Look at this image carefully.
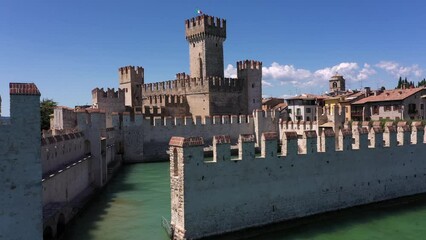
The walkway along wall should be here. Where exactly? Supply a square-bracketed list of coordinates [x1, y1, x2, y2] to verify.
[169, 124, 426, 240]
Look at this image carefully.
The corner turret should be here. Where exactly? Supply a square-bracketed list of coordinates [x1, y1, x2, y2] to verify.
[118, 66, 144, 108]
[237, 60, 262, 114]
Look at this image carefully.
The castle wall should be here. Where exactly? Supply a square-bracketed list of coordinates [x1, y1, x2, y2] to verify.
[186, 93, 209, 116]
[42, 156, 91, 206]
[41, 133, 86, 175]
[209, 92, 243, 115]
[115, 114, 256, 162]
[170, 127, 426, 239]
[0, 83, 42, 240]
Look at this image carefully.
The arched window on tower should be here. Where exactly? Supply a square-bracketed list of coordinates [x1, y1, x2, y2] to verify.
[332, 82, 338, 89]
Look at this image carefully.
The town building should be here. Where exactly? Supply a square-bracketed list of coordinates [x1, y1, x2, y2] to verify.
[351, 87, 426, 121]
[262, 97, 284, 111]
[286, 94, 326, 122]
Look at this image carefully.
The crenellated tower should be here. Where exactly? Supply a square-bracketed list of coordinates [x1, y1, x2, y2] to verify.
[237, 60, 263, 114]
[119, 66, 144, 108]
[185, 15, 226, 78]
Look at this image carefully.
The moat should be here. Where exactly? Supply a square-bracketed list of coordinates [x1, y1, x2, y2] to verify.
[64, 162, 426, 240]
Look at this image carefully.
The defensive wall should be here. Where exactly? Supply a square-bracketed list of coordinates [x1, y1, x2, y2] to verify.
[111, 109, 279, 162]
[0, 83, 43, 240]
[169, 123, 426, 240]
[0, 82, 123, 240]
[42, 108, 121, 239]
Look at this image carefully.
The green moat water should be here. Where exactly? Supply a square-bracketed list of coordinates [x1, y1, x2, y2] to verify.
[64, 162, 426, 240]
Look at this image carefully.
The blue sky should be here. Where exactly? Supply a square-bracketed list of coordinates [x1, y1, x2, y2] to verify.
[1, 0, 426, 116]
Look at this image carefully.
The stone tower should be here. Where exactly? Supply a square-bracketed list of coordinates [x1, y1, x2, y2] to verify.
[1, 83, 42, 240]
[329, 74, 346, 94]
[185, 15, 226, 78]
[237, 60, 263, 114]
[119, 66, 144, 108]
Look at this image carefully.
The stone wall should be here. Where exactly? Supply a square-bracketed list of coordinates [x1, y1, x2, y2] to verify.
[41, 132, 86, 175]
[170, 124, 426, 240]
[113, 110, 280, 162]
[0, 83, 42, 240]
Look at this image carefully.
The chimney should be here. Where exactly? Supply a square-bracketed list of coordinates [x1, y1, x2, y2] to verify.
[364, 87, 371, 97]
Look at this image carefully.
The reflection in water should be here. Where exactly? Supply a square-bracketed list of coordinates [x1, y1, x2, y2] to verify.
[65, 162, 426, 240]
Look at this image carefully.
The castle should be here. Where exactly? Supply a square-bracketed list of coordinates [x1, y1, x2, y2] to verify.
[117, 15, 262, 117]
[1, 13, 426, 240]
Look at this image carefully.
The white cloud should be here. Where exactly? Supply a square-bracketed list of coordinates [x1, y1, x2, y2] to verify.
[376, 61, 423, 78]
[262, 62, 311, 81]
[357, 63, 376, 80]
[224, 64, 237, 78]
[225, 60, 423, 94]
[262, 80, 273, 87]
[261, 62, 376, 88]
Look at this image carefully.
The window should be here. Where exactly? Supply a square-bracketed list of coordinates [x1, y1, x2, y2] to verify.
[393, 105, 400, 111]
[193, 43, 195, 48]
[384, 105, 391, 111]
[306, 116, 310, 121]
[421, 104, 424, 110]
[287, 109, 292, 114]
[252, 83, 255, 88]
[372, 105, 379, 115]
[332, 82, 338, 88]
[253, 99, 255, 103]
[306, 108, 311, 113]
[296, 108, 301, 115]
[408, 104, 417, 114]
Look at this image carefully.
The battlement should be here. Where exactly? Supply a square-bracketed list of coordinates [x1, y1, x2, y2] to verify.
[118, 65, 144, 84]
[170, 124, 426, 239]
[171, 124, 425, 163]
[142, 76, 242, 96]
[114, 112, 254, 127]
[237, 60, 262, 70]
[92, 87, 125, 100]
[185, 15, 226, 41]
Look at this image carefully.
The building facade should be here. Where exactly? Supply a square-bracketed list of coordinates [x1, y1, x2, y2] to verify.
[351, 87, 426, 121]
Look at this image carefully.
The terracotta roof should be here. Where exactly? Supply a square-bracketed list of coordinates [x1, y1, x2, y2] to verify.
[272, 102, 288, 110]
[286, 94, 328, 100]
[352, 88, 425, 104]
[10, 83, 40, 96]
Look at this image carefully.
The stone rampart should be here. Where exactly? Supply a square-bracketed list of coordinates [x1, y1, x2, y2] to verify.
[41, 132, 86, 176]
[142, 76, 242, 96]
[170, 124, 426, 239]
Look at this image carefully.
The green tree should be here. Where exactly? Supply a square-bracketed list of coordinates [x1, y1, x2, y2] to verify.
[40, 98, 57, 130]
[397, 76, 402, 89]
